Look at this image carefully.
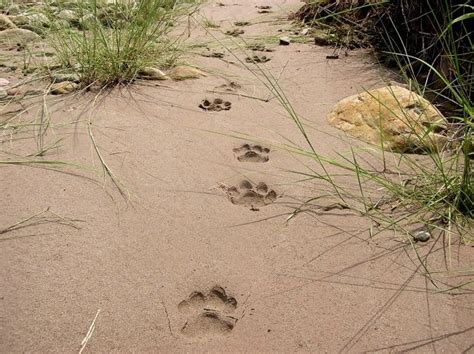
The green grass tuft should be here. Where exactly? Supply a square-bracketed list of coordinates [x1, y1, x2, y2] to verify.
[45, 0, 198, 87]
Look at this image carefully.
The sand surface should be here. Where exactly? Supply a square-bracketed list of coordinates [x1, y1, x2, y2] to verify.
[1, 0, 473, 352]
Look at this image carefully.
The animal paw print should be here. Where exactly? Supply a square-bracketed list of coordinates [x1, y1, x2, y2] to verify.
[199, 98, 231, 112]
[256, 5, 272, 13]
[215, 81, 241, 92]
[178, 286, 238, 339]
[226, 28, 245, 37]
[233, 143, 270, 162]
[245, 55, 271, 63]
[222, 180, 278, 210]
[234, 21, 250, 27]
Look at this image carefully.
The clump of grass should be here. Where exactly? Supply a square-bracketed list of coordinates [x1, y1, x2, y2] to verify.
[376, 1, 473, 221]
[45, 0, 198, 87]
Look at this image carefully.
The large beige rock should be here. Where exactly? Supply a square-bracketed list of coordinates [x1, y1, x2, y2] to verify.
[0, 28, 40, 48]
[0, 14, 17, 30]
[168, 65, 206, 81]
[328, 85, 447, 153]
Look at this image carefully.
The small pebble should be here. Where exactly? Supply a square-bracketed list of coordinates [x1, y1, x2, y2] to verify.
[0, 78, 10, 86]
[7, 88, 20, 96]
[279, 36, 290, 45]
[0, 88, 7, 99]
[412, 229, 431, 242]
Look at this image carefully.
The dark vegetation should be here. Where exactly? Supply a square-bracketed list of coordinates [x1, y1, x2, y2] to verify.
[295, 0, 472, 109]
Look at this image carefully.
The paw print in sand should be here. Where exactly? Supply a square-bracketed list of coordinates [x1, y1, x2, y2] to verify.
[233, 143, 270, 162]
[199, 98, 232, 112]
[226, 28, 245, 37]
[245, 55, 271, 63]
[178, 286, 238, 339]
[221, 180, 278, 210]
[256, 5, 272, 13]
[234, 21, 250, 27]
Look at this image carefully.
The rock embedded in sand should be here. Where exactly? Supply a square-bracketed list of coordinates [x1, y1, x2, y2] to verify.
[6, 88, 20, 96]
[0, 88, 7, 99]
[0, 14, 17, 30]
[279, 36, 291, 45]
[0, 78, 10, 87]
[168, 65, 206, 81]
[411, 229, 431, 242]
[50, 81, 79, 95]
[0, 28, 40, 48]
[327, 85, 447, 153]
[51, 73, 80, 83]
[137, 67, 168, 80]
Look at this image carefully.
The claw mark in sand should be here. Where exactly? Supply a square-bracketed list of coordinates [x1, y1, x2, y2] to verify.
[178, 286, 238, 339]
[220, 180, 278, 210]
[233, 143, 270, 162]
